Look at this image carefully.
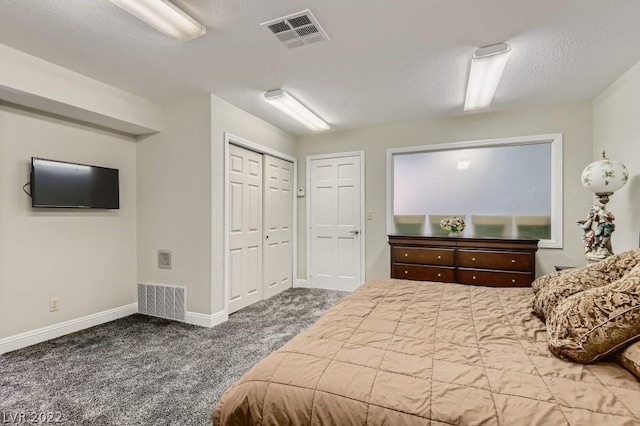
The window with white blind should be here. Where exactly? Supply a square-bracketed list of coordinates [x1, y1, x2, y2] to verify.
[386, 134, 563, 248]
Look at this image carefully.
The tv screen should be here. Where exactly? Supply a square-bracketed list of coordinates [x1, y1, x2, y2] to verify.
[31, 157, 119, 209]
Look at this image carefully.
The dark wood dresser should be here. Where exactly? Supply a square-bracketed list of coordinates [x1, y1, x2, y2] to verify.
[388, 235, 539, 287]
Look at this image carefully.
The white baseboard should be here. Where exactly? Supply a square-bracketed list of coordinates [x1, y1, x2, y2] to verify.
[185, 310, 227, 328]
[305, 283, 351, 291]
[295, 278, 309, 288]
[0, 303, 138, 355]
[302, 280, 359, 292]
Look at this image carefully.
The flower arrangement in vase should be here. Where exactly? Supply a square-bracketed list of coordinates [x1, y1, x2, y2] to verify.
[440, 216, 465, 236]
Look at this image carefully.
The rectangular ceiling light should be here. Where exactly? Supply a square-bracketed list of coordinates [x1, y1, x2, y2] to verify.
[464, 43, 511, 111]
[264, 89, 330, 131]
[457, 161, 470, 170]
[110, 0, 206, 41]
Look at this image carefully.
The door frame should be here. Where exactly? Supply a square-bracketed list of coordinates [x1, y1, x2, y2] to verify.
[223, 132, 298, 316]
[306, 151, 366, 289]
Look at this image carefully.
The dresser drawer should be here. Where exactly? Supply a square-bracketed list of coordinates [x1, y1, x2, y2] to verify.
[458, 269, 531, 287]
[458, 250, 532, 272]
[392, 247, 455, 266]
[393, 264, 455, 282]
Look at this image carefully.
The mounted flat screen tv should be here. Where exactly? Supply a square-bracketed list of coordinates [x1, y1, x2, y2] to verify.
[31, 157, 119, 209]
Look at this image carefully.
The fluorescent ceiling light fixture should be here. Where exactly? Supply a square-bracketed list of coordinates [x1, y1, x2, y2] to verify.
[264, 89, 330, 131]
[457, 161, 470, 170]
[110, 0, 206, 41]
[464, 43, 511, 111]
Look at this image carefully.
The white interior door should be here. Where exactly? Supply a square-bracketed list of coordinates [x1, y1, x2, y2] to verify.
[228, 144, 263, 314]
[263, 155, 294, 299]
[309, 154, 363, 291]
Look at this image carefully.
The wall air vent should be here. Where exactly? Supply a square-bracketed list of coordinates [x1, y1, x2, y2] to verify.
[138, 283, 186, 322]
[261, 9, 330, 49]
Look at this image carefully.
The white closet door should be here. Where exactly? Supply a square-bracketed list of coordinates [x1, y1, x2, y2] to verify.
[228, 144, 263, 314]
[263, 155, 293, 299]
[309, 155, 362, 291]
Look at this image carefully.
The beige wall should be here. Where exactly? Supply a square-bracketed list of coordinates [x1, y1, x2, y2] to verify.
[137, 94, 296, 315]
[297, 103, 594, 281]
[210, 94, 297, 312]
[137, 95, 213, 314]
[5, 43, 633, 343]
[1, 89, 295, 341]
[593, 60, 640, 252]
[0, 104, 137, 338]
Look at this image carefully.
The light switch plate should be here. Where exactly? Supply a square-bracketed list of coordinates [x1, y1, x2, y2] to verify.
[158, 249, 172, 269]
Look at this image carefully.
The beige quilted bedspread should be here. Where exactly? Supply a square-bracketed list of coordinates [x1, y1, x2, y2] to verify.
[213, 279, 640, 425]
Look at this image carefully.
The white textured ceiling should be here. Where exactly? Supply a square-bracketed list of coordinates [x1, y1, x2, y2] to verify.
[1, 1, 639, 135]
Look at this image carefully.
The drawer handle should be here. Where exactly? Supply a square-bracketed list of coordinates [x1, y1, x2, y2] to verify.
[472, 257, 476, 261]
[404, 270, 408, 274]
[437, 273, 442, 277]
[437, 255, 441, 259]
[472, 276, 476, 280]
[511, 259, 516, 263]
[511, 279, 516, 283]
[404, 253, 408, 257]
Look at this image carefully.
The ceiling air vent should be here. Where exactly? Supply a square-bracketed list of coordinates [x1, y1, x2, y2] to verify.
[261, 10, 330, 49]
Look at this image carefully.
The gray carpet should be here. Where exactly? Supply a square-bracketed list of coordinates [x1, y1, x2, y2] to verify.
[0, 288, 348, 425]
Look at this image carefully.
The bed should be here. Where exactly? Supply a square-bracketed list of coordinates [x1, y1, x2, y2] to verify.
[213, 279, 640, 425]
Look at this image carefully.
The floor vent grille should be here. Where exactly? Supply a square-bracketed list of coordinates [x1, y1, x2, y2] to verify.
[261, 9, 329, 49]
[137, 283, 186, 322]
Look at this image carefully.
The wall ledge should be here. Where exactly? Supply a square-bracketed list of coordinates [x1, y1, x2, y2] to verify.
[0, 43, 162, 136]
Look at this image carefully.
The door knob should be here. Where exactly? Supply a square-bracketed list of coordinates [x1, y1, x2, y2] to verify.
[349, 229, 360, 235]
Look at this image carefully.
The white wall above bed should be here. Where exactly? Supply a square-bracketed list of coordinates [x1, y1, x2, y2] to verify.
[297, 102, 594, 281]
[593, 59, 640, 252]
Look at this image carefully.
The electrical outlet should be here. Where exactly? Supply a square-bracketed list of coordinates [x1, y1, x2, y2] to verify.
[367, 211, 373, 220]
[50, 298, 60, 312]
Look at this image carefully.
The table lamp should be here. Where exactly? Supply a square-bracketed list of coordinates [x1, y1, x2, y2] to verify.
[578, 151, 629, 262]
